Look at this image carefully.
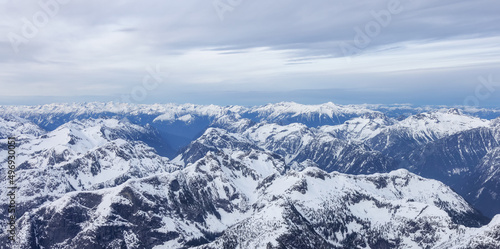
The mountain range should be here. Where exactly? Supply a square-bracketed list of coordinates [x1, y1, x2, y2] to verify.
[1, 102, 499, 248]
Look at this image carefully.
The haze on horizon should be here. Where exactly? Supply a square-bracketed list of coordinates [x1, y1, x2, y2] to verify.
[0, 0, 499, 107]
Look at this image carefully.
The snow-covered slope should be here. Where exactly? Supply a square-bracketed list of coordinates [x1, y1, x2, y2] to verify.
[241, 102, 379, 127]
[10, 149, 286, 249]
[0, 116, 45, 139]
[182, 122, 397, 174]
[368, 109, 490, 153]
[7, 158, 494, 249]
[467, 146, 500, 217]
[319, 112, 395, 142]
[170, 107, 500, 216]
[393, 109, 489, 141]
[200, 168, 489, 249]
[435, 214, 500, 249]
[0, 118, 179, 222]
[0, 102, 227, 119]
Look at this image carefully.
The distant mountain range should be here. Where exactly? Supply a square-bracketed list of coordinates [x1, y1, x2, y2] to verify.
[1, 102, 499, 248]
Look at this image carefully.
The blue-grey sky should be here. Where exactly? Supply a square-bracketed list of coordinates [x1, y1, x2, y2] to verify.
[1, 0, 499, 106]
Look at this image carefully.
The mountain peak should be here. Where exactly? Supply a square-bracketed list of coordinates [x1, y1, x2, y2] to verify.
[447, 108, 463, 115]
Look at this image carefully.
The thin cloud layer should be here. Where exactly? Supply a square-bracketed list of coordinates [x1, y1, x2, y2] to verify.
[0, 0, 499, 106]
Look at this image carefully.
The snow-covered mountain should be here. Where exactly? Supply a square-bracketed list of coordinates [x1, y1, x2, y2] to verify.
[172, 109, 498, 217]
[0, 116, 45, 139]
[239, 102, 380, 127]
[0, 118, 179, 226]
[367, 109, 490, 157]
[319, 112, 395, 142]
[1, 102, 500, 248]
[176, 123, 396, 175]
[5, 154, 496, 248]
[199, 168, 493, 249]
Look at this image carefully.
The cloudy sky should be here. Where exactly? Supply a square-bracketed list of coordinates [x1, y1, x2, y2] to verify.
[1, 0, 499, 106]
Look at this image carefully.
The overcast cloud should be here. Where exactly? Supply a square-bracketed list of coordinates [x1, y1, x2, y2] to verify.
[0, 0, 499, 106]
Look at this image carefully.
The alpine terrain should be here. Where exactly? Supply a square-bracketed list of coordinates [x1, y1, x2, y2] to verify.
[1, 102, 499, 248]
